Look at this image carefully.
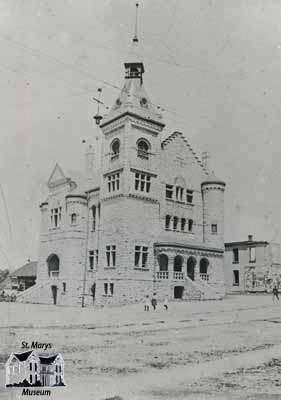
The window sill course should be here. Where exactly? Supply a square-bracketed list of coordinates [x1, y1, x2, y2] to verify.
[165, 198, 194, 206]
[165, 228, 194, 234]
[134, 267, 149, 271]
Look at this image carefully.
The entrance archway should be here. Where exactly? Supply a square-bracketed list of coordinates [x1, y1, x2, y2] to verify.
[187, 257, 196, 281]
[174, 286, 184, 299]
[51, 285, 57, 305]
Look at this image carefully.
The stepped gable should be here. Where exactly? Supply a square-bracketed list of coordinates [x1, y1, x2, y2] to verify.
[161, 131, 209, 175]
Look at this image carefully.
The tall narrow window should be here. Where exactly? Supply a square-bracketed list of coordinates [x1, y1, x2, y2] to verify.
[70, 213, 77, 224]
[186, 190, 193, 204]
[173, 216, 178, 231]
[54, 208, 58, 227]
[188, 219, 193, 232]
[181, 218, 186, 231]
[104, 283, 108, 295]
[233, 248, 239, 263]
[135, 246, 141, 267]
[176, 186, 184, 201]
[211, 224, 217, 233]
[165, 215, 171, 230]
[107, 173, 120, 193]
[137, 139, 150, 159]
[51, 208, 60, 228]
[135, 246, 149, 268]
[62, 282, 66, 292]
[92, 205, 96, 231]
[166, 184, 173, 199]
[249, 247, 256, 263]
[112, 245, 116, 266]
[89, 251, 94, 270]
[111, 138, 120, 159]
[233, 270, 239, 286]
[142, 247, 148, 268]
[106, 246, 116, 267]
[110, 283, 114, 295]
[106, 246, 110, 267]
[95, 250, 99, 268]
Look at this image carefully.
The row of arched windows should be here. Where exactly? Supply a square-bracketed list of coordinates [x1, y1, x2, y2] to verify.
[158, 254, 209, 281]
[111, 138, 151, 159]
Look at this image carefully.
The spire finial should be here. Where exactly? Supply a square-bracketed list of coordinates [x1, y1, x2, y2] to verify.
[133, 2, 139, 43]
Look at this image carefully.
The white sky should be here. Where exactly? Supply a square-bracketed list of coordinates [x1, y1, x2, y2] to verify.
[0, 0, 281, 269]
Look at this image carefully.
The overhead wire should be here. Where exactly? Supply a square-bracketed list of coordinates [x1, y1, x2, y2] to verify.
[0, 32, 212, 128]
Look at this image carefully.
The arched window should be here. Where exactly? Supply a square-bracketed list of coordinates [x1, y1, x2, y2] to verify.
[174, 255, 183, 272]
[137, 138, 150, 159]
[187, 257, 196, 281]
[70, 213, 77, 224]
[158, 254, 168, 271]
[200, 258, 209, 274]
[47, 254, 60, 277]
[111, 139, 120, 158]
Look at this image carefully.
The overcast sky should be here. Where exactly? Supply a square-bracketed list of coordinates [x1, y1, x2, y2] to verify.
[0, 0, 281, 269]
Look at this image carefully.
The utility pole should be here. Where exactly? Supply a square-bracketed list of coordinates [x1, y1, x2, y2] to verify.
[81, 192, 90, 308]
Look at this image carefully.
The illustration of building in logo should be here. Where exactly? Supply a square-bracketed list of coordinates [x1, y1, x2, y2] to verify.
[5, 351, 65, 387]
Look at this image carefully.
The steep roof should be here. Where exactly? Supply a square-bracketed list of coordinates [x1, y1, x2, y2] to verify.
[161, 131, 209, 175]
[101, 40, 164, 128]
[14, 351, 33, 361]
[201, 171, 225, 186]
[11, 261, 37, 278]
[39, 354, 59, 364]
[102, 79, 164, 127]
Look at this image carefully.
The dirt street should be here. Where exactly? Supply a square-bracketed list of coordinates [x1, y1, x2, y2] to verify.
[1, 294, 281, 399]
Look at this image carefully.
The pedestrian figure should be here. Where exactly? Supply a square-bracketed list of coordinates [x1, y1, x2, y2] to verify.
[151, 292, 157, 311]
[144, 295, 150, 311]
[164, 297, 168, 311]
[273, 285, 279, 303]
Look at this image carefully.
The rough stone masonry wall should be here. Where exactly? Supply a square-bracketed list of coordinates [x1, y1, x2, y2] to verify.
[95, 195, 159, 306]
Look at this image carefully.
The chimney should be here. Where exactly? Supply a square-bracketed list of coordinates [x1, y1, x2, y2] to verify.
[248, 234, 253, 242]
[85, 144, 94, 177]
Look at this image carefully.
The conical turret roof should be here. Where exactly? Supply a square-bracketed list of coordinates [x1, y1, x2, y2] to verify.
[201, 171, 225, 186]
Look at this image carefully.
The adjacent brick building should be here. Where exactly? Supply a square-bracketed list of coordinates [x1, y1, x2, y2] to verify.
[18, 39, 226, 306]
[224, 235, 281, 293]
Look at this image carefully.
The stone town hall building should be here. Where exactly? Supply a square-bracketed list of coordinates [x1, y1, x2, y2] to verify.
[19, 37, 226, 307]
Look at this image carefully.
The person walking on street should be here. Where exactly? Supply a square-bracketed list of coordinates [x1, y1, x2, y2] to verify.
[164, 297, 168, 311]
[144, 295, 150, 311]
[273, 285, 279, 303]
[151, 292, 157, 311]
